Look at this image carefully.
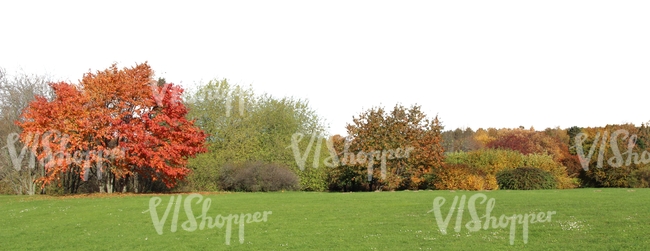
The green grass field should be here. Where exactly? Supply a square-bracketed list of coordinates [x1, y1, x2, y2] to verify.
[1, 189, 649, 250]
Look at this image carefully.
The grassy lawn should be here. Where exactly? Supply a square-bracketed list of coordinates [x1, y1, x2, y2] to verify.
[1, 188, 649, 250]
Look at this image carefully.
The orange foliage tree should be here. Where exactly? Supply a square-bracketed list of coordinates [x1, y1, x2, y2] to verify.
[17, 63, 207, 193]
[331, 104, 444, 191]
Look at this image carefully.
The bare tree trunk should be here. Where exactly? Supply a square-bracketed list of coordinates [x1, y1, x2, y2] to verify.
[26, 171, 35, 195]
[106, 172, 113, 194]
[98, 172, 104, 193]
[133, 172, 139, 193]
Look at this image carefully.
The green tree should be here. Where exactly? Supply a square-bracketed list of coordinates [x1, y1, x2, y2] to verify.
[184, 79, 328, 191]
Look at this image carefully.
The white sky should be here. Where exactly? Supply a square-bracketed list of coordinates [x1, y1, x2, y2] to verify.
[1, 1, 649, 136]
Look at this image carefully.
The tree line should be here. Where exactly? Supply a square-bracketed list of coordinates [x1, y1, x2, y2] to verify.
[1, 63, 648, 194]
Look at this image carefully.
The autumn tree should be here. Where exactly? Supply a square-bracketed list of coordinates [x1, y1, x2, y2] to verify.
[486, 127, 582, 179]
[486, 129, 541, 155]
[17, 63, 207, 194]
[473, 128, 496, 148]
[333, 104, 444, 191]
[571, 124, 649, 187]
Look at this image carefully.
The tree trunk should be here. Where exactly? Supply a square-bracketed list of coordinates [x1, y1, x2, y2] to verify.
[133, 172, 139, 193]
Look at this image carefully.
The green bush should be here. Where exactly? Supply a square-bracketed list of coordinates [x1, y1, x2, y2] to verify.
[326, 165, 366, 192]
[218, 161, 300, 192]
[496, 167, 557, 190]
[181, 155, 221, 192]
[628, 166, 650, 188]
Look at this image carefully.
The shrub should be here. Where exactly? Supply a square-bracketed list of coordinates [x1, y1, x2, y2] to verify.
[445, 149, 577, 189]
[218, 161, 300, 192]
[294, 165, 328, 192]
[0, 182, 13, 195]
[445, 149, 524, 175]
[182, 155, 221, 192]
[522, 153, 578, 189]
[496, 167, 557, 190]
[433, 164, 498, 190]
[326, 165, 366, 192]
[628, 166, 650, 188]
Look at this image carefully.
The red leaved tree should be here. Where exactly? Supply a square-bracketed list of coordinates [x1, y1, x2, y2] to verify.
[17, 63, 207, 193]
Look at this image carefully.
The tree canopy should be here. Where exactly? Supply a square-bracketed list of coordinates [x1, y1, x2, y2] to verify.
[17, 63, 207, 193]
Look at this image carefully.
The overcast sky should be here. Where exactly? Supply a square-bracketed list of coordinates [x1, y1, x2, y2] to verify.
[1, 1, 649, 136]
